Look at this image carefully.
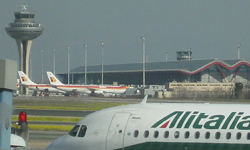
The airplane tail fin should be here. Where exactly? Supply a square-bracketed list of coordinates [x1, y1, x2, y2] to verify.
[18, 71, 37, 85]
[46, 71, 64, 85]
[140, 94, 148, 104]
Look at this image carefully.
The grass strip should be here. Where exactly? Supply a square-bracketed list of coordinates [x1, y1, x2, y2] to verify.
[14, 106, 101, 111]
[12, 116, 82, 122]
[14, 102, 129, 111]
[28, 124, 72, 131]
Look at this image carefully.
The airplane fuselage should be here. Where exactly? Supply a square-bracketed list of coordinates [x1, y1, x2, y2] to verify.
[88, 85, 129, 94]
[21, 84, 65, 93]
[53, 85, 91, 94]
[47, 102, 250, 150]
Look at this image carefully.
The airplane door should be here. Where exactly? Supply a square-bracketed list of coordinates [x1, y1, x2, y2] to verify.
[106, 113, 131, 150]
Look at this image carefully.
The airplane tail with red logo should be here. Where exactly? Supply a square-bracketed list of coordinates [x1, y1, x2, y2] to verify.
[18, 71, 37, 86]
[46, 71, 64, 85]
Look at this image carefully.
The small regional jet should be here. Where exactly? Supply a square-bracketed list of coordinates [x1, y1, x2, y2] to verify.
[47, 95, 250, 150]
[18, 71, 65, 95]
[46, 71, 91, 95]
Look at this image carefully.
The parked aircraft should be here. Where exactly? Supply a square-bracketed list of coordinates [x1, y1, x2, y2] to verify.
[47, 71, 129, 96]
[47, 95, 250, 150]
[46, 71, 91, 95]
[18, 71, 65, 95]
[87, 85, 129, 95]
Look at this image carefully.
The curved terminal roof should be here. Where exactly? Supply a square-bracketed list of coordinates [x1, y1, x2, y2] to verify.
[70, 59, 250, 75]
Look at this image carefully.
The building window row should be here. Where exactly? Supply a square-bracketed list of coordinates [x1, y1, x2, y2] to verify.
[15, 14, 35, 19]
[11, 24, 38, 28]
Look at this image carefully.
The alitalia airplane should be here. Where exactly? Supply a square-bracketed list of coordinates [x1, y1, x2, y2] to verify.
[47, 95, 250, 150]
[46, 71, 91, 95]
[18, 71, 65, 94]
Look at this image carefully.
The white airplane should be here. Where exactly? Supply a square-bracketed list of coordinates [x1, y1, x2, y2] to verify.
[87, 85, 130, 95]
[47, 95, 250, 150]
[46, 71, 91, 95]
[18, 71, 65, 94]
[11, 134, 26, 149]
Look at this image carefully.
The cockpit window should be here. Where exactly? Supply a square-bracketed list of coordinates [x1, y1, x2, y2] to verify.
[68, 125, 80, 137]
[78, 125, 87, 137]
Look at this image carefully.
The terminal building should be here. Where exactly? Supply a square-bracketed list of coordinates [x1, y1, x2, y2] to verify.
[56, 51, 250, 98]
[57, 51, 250, 87]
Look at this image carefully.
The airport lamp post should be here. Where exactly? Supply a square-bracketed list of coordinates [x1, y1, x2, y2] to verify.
[101, 42, 104, 85]
[238, 44, 241, 59]
[53, 48, 56, 75]
[67, 46, 70, 85]
[41, 50, 43, 84]
[166, 50, 168, 61]
[83, 44, 87, 85]
[189, 48, 191, 60]
[142, 37, 146, 87]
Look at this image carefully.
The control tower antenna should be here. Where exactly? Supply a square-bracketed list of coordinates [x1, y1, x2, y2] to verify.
[21, 5, 28, 12]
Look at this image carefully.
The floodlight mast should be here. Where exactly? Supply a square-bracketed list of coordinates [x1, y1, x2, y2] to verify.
[83, 44, 87, 85]
[53, 48, 56, 75]
[238, 44, 241, 59]
[67, 46, 70, 84]
[41, 50, 43, 83]
[142, 37, 146, 87]
[101, 42, 104, 85]
[166, 50, 168, 61]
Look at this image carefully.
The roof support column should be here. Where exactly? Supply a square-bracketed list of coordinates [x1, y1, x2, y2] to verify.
[230, 66, 242, 82]
[216, 65, 228, 82]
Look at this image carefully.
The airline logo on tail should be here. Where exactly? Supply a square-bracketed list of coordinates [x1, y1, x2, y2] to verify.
[50, 77, 57, 82]
[21, 76, 27, 82]
[151, 111, 250, 130]
[46, 71, 63, 85]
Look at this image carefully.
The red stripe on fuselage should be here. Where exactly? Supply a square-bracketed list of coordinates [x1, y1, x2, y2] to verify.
[160, 120, 170, 128]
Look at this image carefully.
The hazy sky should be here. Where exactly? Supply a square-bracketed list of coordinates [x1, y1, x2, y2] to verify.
[1, 1, 250, 83]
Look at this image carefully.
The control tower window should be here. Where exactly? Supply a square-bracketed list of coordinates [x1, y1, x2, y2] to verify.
[68, 125, 80, 137]
[29, 14, 35, 18]
[15, 14, 21, 19]
[21, 14, 29, 18]
[78, 125, 87, 137]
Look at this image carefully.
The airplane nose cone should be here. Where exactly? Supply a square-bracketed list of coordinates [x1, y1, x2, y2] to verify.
[47, 135, 75, 150]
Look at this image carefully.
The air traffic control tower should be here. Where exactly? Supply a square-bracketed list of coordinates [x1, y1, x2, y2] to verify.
[5, 5, 44, 77]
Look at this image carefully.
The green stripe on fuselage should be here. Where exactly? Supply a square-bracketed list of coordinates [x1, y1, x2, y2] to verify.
[115, 142, 250, 150]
